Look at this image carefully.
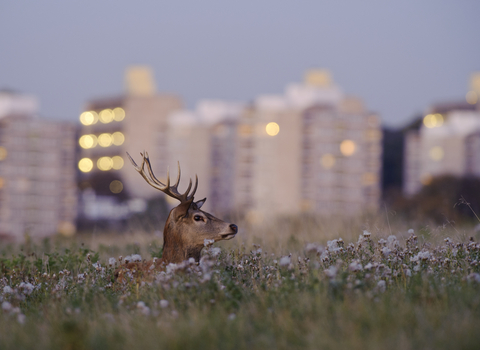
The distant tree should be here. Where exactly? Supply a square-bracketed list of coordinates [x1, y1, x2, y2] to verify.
[393, 175, 480, 224]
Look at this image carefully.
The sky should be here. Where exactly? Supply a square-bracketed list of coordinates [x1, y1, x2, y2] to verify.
[0, 0, 479, 127]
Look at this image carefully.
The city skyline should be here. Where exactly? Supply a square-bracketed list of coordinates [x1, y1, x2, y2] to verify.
[1, 1, 479, 127]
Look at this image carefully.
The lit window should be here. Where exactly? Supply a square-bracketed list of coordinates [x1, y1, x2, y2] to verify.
[0, 147, 7, 161]
[113, 107, 125, 121]
[79, 111, 98, 125]
[112, 156, 124, 170]
[110, 180, 123, 194]
[340, 140, 356, 156]
[78, 158, 93, 172]
[266, 122, 280, 136]
[320, 154, 335, 169]
[429, 146, 444, 161]
[112, 132, 125, 146]
[365, 129, 382, 141]
[97, 157, 113, 171]
[423, 114, 444, 128]
[99, 109, 114, 123]
[466, 91, 478, 105]
[98, 133, 112, 147]
[79, 134, 97, 149]
[362, 173, 377, 186]
[238, 125, 252, 136]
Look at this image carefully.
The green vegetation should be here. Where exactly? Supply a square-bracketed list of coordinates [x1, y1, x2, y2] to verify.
[1, 223, 480, 350]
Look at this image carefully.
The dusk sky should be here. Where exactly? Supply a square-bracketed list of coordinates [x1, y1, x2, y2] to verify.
[1, 1, 479, 127]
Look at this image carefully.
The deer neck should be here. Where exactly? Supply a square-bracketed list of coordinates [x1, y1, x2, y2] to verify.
[160, 217, 203, 264]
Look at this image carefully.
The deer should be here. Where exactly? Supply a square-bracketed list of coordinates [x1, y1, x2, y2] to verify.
[115, 151, 238, 282]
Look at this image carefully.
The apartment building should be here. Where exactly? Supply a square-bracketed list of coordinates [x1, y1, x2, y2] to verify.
[0, 91, 77, 240]
[234, 70, 382, 220]
[403, 73, 480, 195]
[167, 100, 244, 214]
[77, 67, 182, 219]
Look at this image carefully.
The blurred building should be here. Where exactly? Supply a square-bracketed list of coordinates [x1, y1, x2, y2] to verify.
[403, 73, 480, 195]
[234, 70, 382, 220]
[77, 67, 182, 221]
[0, 91, 77, 240]
[167, 100, 244, 215]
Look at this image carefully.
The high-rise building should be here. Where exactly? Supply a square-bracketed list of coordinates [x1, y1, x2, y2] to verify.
[77, 67, 182, 220]
[167, 100, 244, 215]
[0, 91, 77, 240]
[403, 73, 480, 195]
[234, 70, 382, 220]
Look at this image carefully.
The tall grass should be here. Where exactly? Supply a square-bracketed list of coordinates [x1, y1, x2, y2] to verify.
[1, 217, 479, 350]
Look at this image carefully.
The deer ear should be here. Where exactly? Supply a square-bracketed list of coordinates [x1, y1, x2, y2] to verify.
[173, 200, 194, 220]
[194, 198, 206, 209]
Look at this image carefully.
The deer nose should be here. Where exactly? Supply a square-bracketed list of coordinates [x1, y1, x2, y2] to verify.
[229, 224, 238, 233]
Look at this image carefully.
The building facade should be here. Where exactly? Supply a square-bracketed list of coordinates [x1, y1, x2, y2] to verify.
[233, 70, 382, 220]
[0, 91, 77, 240]
[403, 73, 480, 195]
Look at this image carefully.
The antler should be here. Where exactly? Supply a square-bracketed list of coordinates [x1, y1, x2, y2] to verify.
[126, 151, 198, 204]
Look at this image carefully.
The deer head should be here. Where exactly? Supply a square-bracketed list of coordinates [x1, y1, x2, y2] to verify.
[126, 152, 238, 264]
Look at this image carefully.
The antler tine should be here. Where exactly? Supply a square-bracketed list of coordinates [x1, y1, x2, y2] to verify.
[173, 161, 181, 188]
[187, 174, 198, 200]
[184, 178, 193, 198]
[143, 152, 167, 188]
[166, 166, 171, 189]
[128, 152, 198, 204]
[126, 152, 165, 191]
[126, 152, 140, 170]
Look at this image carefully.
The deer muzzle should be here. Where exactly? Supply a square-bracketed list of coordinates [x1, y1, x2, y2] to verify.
[221, 224, 238, 240]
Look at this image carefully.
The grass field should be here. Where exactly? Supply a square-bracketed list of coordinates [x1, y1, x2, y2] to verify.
[1, 217, 480, 350]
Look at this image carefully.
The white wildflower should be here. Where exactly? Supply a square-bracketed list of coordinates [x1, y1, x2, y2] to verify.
[325, 265, 338, 278]
[306, 243, 324, 254]
[349, 260, 363, 272]
[408, 229, 414, 234]
[209, 247, 221, 257]
[378, 238, 387, 245]
[3, 286, 13, 294]
[159, 300, 169, 308]
[108, 257, 116, 267]
[204, 239, 215, 247]
[131, 254, 142, 262]
[387, 235, 399, 249]
[279, 256, 291, 267]
[381, 247, 392, 257]
[377, 280, 386, 293]
[411, 250, 431, 262]
[467, 273, 480, 283]
[17, 314, 26, 324]
[405, 269, 412, 277]
[166, 263, 178, 274]
[327, 240, 341, 252]
[18, 282, 34, 295]
[2, 301, 12, 311]
[228, 313, 236, 320]
[364, 262, 374, 270]
[363, 230, 371, 238]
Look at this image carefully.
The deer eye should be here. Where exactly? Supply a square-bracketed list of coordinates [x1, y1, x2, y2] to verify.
[194, 215, 202, 222]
